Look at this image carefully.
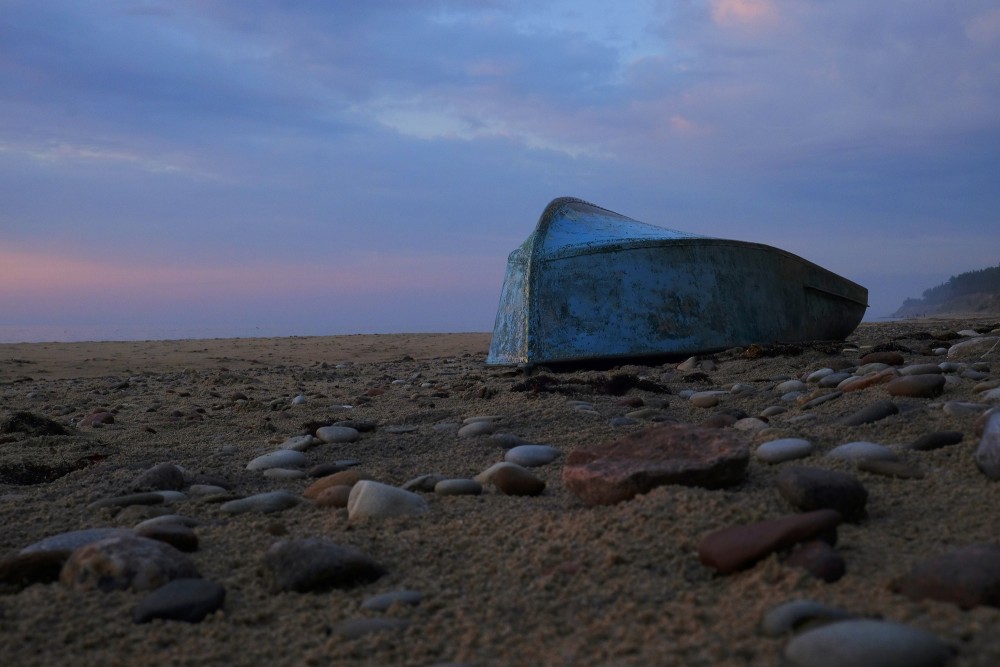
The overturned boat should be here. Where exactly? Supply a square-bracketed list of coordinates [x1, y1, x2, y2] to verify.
[486, 197, 868, 365]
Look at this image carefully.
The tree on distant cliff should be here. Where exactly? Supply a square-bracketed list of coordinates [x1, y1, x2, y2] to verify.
[917, 264, 1000, 304]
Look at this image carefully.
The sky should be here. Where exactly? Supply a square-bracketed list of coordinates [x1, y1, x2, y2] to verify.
[2, 0, 999, 342]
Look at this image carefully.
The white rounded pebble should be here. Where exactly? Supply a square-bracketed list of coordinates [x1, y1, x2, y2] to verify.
[347, 481, 429, 520]
[458, 421, 495, 438]
[316, 426, 360, 444]
[292, 395, 306, 405]
[776, 379, 807, 393]
[690, 391, 725, 408]
[462, 415, 500, 424]
[828, 441, 898, 462]
[784, 619, 952, 667]
[756, 438, 814, 464]
[280, 435, 319, 451]
[806, 368, 834, 383]
[247, 450, 308, 471]
[220, 491, 301, 514]
[504, 444, 561, 467]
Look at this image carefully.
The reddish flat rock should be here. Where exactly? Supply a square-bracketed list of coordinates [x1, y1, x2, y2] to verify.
[891, 543, 1000, 609]
[562, 424, 749, 506]
[698, 509, 842, 574]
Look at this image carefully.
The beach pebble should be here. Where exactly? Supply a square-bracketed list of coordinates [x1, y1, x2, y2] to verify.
[733, 417, 768, 433]
[974, 409, 1000, 480]
[760, 405, 787, 418]
[20, 528, 134, 555]
[490, 432, 529, 447]
[303, 470, 371, 499]
[806, 368, 834, 383]
[89, 492, 165, 510]
[458, 421, 495, 438]
[948, 336, 999, 359]
[0, 551, 69, 590]
[60, 535, 198, 592]
[760, 599, 855, 637]
[776, 379, 807, 393]
[828, 441, 898, 462]
[840, 368, 898, 392]
[838, 400, 899, 426]
[899, 363, 943, 376]
[756, 438, 814, 464]
[892, 543, 1000, 609]
[776, 466, 868, 521]
[362, 589, 423, 611]
[690, 391, 724, 408]
[264, 538, 386, 592]
[783, 540, 846, 582]
[856, 459, 925, 479]
[134, 515, 199, 530]
[505, 444, 561, 467]
[133, 463, 186, 491]
[279, 435, 319, 451]
[347, 481, 429, 520]
[133, 578, 225, 624]
[856, 362, 891, 375]
[783, 619, 953, 667]
[134, 521, 198, 552]
[220, 491, 301, 515]
[942, 401, 988, 417]
[247, 450, 308, 471]
[434, 479, 482, 496]
[610, 416, 638, 427]
[886, 375, 945, 398]
[800, 391, 842, 409]
[402, 473, 448, 492]
[562, 424, 749, 506]
[859, 351, 905, 366]
[491, 465, 545, 496]
[908, 430, 963, 451]
[818, 373, 851, 388]
[313, 485, 352, 508]
[698, 509, 841, 574]
[315, 425, 360, 444]
[188, 484, 229, 497]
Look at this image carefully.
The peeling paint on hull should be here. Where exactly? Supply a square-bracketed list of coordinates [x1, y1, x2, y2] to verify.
[486, 197, 868, 365]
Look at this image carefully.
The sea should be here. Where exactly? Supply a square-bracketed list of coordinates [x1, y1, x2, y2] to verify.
[0, 323, 324, 344]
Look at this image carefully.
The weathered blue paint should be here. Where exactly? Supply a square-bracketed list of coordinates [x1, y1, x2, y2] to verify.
[486, 197, 868, 365]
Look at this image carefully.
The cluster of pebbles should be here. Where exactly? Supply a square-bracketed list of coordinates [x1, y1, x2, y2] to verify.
[0, 320, 998, 666]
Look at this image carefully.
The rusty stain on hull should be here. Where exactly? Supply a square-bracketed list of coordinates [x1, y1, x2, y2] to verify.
[486, 197, 868, 365]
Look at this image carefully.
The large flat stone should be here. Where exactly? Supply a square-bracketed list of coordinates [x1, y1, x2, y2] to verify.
[562, 423, 749, 506]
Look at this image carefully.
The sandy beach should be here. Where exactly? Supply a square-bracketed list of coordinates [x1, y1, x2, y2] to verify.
[1, 319, 998, 666]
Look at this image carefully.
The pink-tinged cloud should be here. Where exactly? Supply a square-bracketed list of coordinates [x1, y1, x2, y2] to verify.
[966, 9, 1000, 46]
[0, 249, 500, 306]
[710, 0, 780, 28]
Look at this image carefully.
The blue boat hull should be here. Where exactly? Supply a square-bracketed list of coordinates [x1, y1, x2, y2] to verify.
[487, 198, 868, 365]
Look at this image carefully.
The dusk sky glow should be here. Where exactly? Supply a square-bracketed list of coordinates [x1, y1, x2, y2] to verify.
[2, 1, 999, 341]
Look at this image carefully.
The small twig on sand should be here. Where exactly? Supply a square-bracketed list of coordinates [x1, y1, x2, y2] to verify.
[983, 338, 1000, 358]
